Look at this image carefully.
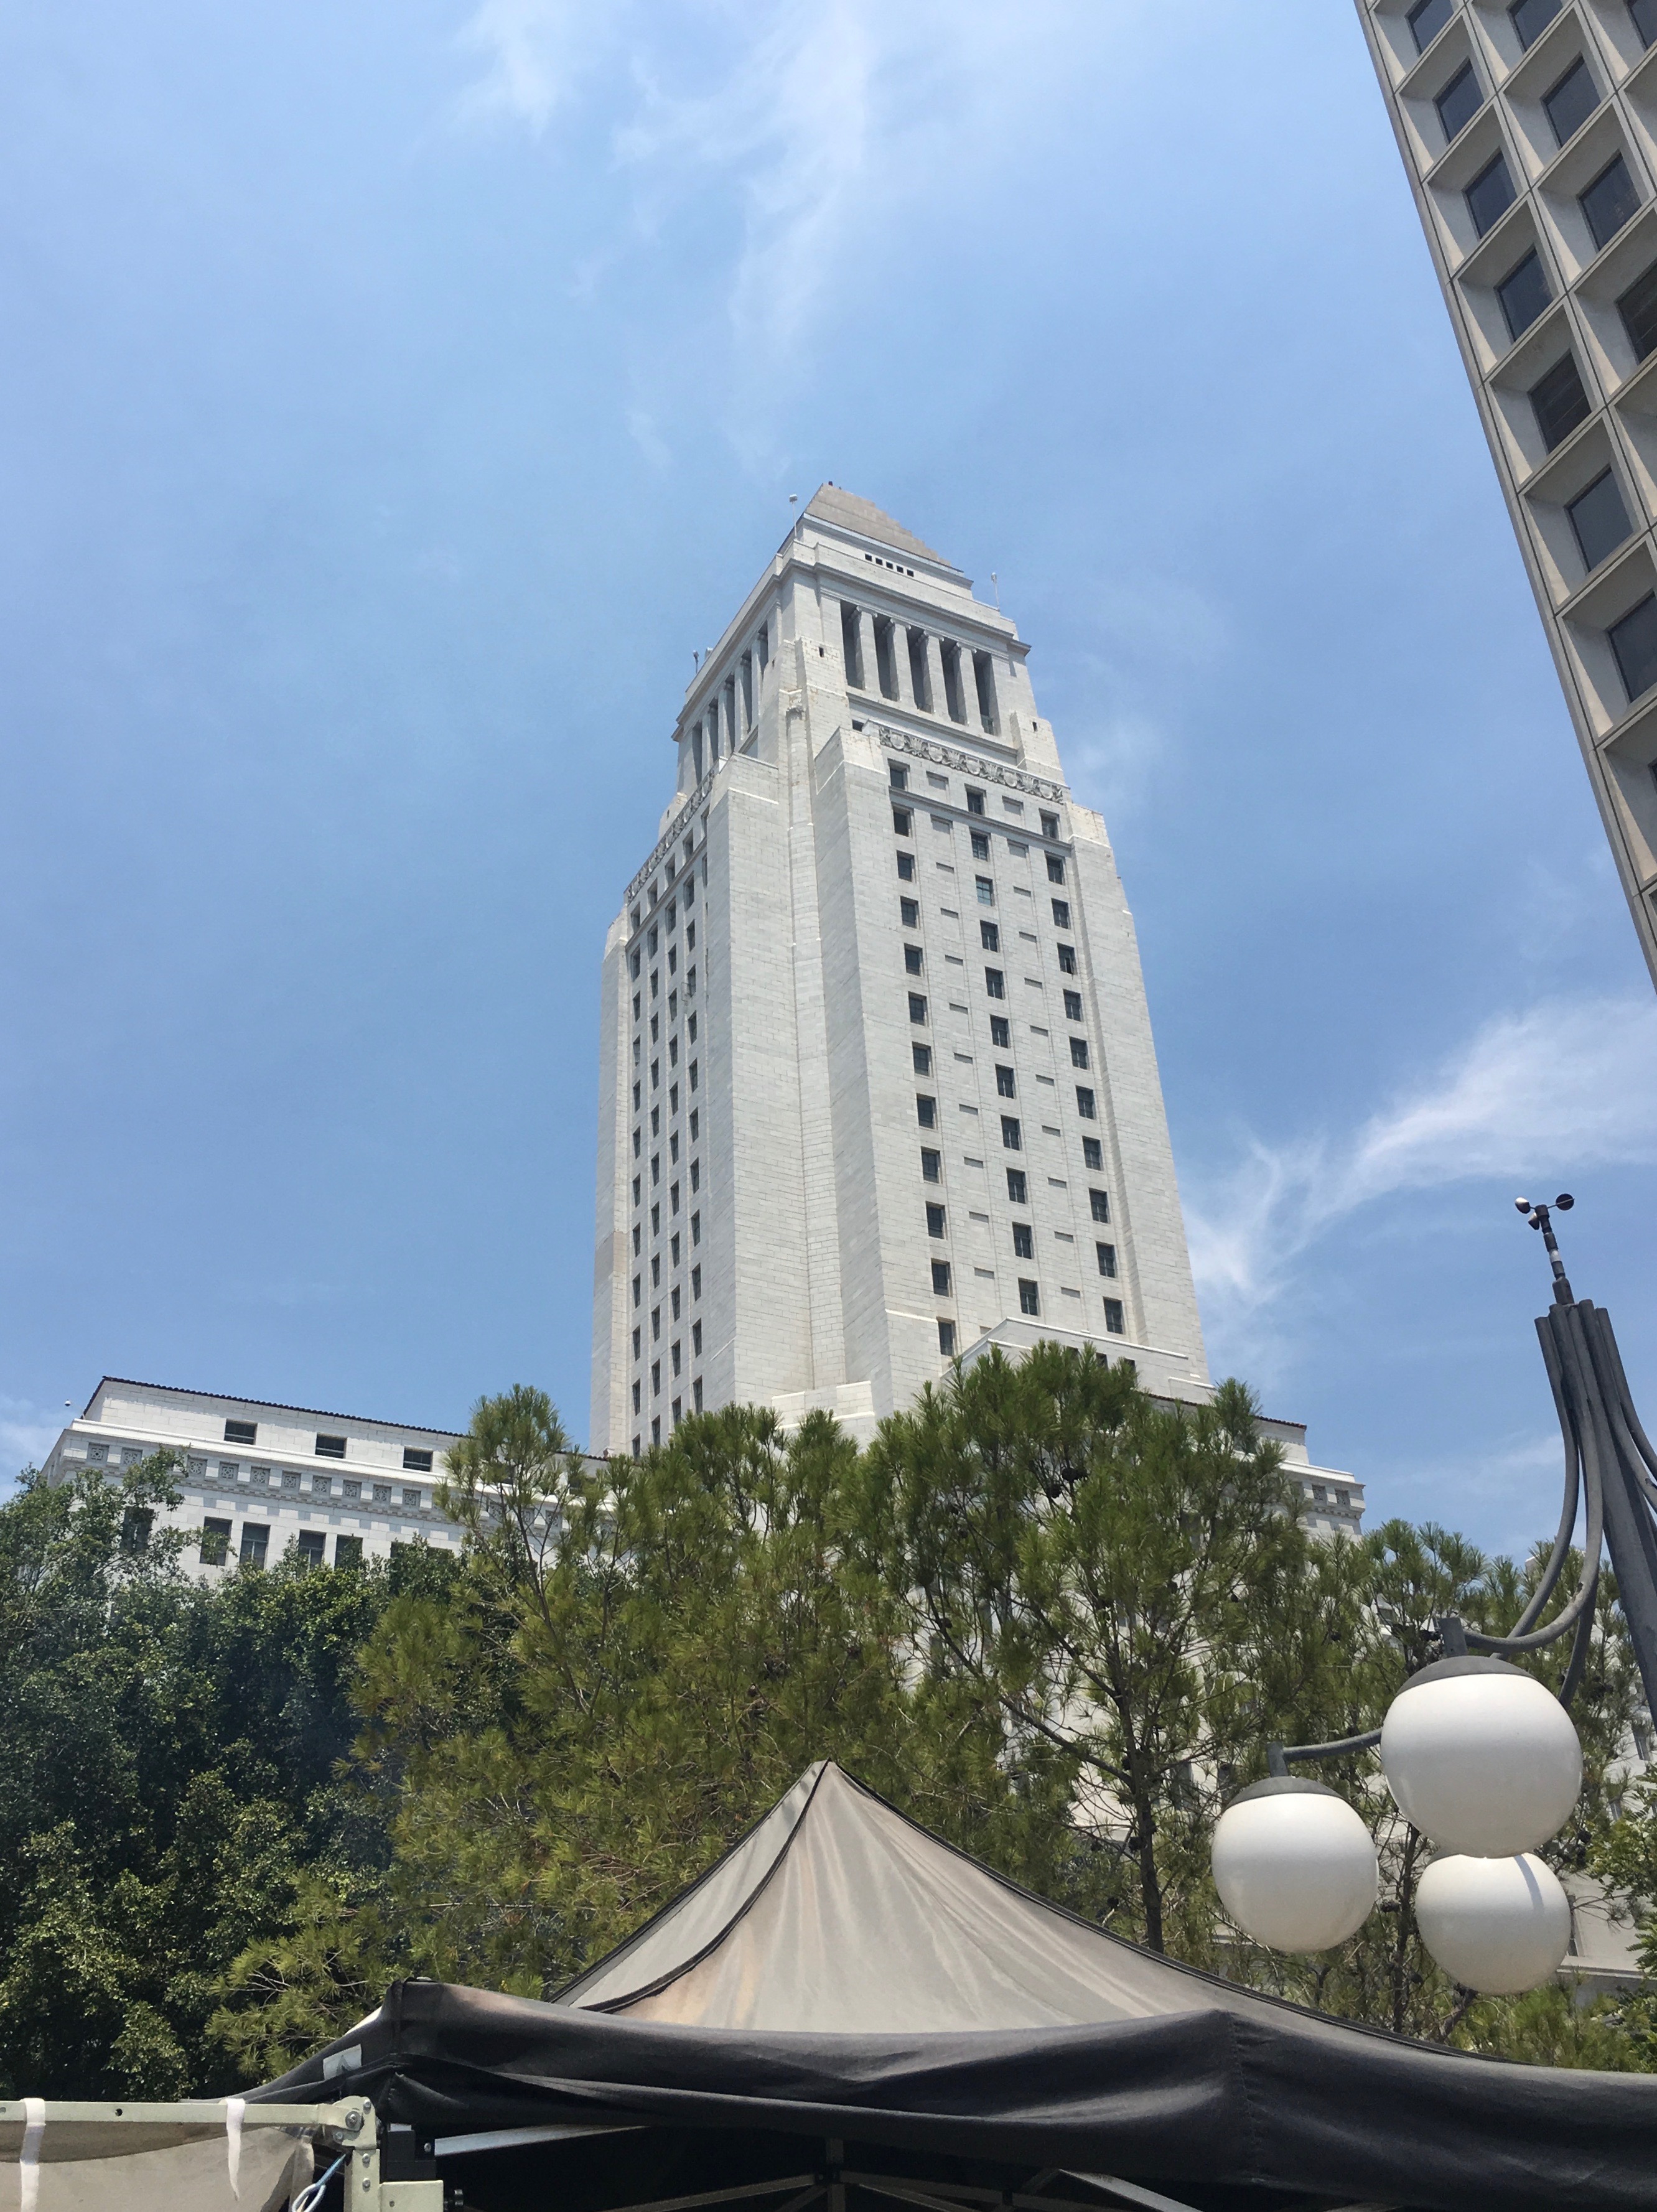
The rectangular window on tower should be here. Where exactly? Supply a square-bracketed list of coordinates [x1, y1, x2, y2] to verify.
[1012, 1222, 1034, 1259]
[927, 1202, 947, 1236]
[996, 1065, 1015, 1097]
[1097, 1242, 1118, 1278]
[917, 1094, 938, 1128]
[938, 1319, 956, 1355]
[922, 1149, 942, 1182]
[905, 944, 924, 974]
[1104, 1299, 1126, 1335]
[931, 1259, 951, 1295]
[1018, 1279, 1040, 1316]
[1057, 944, 1077, 975]
[897, 849, 917, 882]
[1076, 1086, 1097, 1119]
[1051, 899, 1071, 928]
[989, 1015, 1010, 1048]
[981, 920, 1000, 951]
[1006, 1168, 1027, 1203]
[900, 897, 920, 927]
[910, 992, 928, 1025]
[984, 968, 1006, 999]
[1070, 1037, 1090, 1068]
[1001, 1116, 1022, 1150]
[913, 1042, 933, 1075]
[1090, 1188, 1110, 1222]
[1082, 1136, 1103, 1170]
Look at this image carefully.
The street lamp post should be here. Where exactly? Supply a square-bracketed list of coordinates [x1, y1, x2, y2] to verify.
[1210, 1198, 1657, 1993]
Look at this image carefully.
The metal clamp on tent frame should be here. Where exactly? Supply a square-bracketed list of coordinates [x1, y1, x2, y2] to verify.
[1263, 1197, 1657, 1780]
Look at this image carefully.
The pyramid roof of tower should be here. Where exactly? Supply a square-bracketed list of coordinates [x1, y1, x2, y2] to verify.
[805, 483, 943, 566]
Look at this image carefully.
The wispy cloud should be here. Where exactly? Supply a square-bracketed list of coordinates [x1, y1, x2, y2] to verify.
[454, 0, 1129, 426]
[455, 0, 625, 133]
[1187, 994, 1657, 1330]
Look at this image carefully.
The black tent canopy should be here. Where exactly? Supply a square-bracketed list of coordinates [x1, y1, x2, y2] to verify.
[256, 1761, 1657, 2211]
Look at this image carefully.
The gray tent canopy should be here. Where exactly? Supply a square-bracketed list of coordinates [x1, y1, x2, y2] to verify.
[256, 1760, 1657, 2212]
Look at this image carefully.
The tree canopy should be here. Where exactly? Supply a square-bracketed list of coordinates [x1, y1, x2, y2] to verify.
[2, 1358, 1653, 2094]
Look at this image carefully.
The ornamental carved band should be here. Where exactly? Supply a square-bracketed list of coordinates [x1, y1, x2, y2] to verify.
[870, 721, 1067, 809]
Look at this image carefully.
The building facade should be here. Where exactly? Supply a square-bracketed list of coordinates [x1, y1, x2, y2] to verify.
[1355, 0, 1657, 988]
[590, 485, 1361, 1528]
[42, 1377, 469, 1576]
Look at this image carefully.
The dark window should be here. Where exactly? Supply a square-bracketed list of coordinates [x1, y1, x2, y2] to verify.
[200, 1517, 231, 1565]
[119, 1506, 151, 1554]
[1019, 1279, 1040, 1317]
[1435, 63, 1482, 144]
[973, 651, 999, 733]
[297, 1529, 326, 1570]
[927, 1202, 947, 1236]
[240, 1522, 269, 1567]
[1063, 988, 1083, 1021]
[1040, 810, 1059, 838]
[1057, 943, 1077, 974]
[403, 1446, 433, 1473]
[1498, 248, 1552, 342]
[1617, 261, 1657, 362]
[1511, 0, 1563, 47]
[1567, 469, 1632, 570]
[913, 1042, 933, 1074]
[874, 615, 898, 699]
[1103, 1298, 1126, 1335]
[976, 874, 996, 905]
[1001, 1116, 1022, 1150]
[1012, 1222, 1034, 1259]
[224, 1417, 257, 1445]
[889, 760, 908, 790]
[1051, 898, 1071, 927]
[966, 787, 986, 816]
[990, 1015, 1011, 1047]
[900, 896, 919, 926]
[917, 1093, 938, 1128]
[1006, 1168, 1028, 1204]
[905, 943, 923, 974]
[1582, 156, 1640, 251]
[981, 920, 1000, 951]
[893, 806, 912, 836]
[931, 1259, 951, 1295]
[897, 849, 916, 881]
[922, 1148, 942, 1182]
[315, 1433, 347, 1460]
[1097, 1242, 1118, 1279]
[1076, 1086, 1097, 1119]
[1046, 854, 1065, 884]
[1636, 0, 1657, 52]
[1407, 0, 1453, 49]
[841, 600, 865, 687]
[335, 1534, 363, 1569]
[909, 992, 928, 1024]
[1466, 152, 1516, 239]
[938, 1318, 956, 1356]
[1544, 58, 1599, 147]
[985, 967, 1006, 999]
[1529, 352, 1591, 450]
[970, 829, 990, 860]
[1083, 1136, 1104, 1170]
[1610, 592, 1657, 700]
[1070, 1036, 1090, 1068]
[1090, 1188, 1111, 1223]
[996, 1065, 1016, 1097]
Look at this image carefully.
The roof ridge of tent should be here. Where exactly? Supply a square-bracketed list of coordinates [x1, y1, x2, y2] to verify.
[551, 1760, 831, 2011]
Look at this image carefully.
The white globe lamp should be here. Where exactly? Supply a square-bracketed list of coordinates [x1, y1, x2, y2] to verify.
[1414, 1851, 1573, 1994]
[1379, 1656, 1581, 1857]
[1212, 1778, 1378, 1953]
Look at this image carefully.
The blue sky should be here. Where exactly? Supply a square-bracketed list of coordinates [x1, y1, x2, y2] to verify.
[4, 1, 1656, 1561]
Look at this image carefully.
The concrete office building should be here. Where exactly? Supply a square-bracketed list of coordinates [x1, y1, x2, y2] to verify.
[588, 484, 1363, 1539]
[1355, 0, 1657, 987]
[42, 1377, 470, 1577]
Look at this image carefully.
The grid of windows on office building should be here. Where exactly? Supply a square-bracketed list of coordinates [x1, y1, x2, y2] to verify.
[627, 836, 706, 1454]
[889, 745, 1124, 1348]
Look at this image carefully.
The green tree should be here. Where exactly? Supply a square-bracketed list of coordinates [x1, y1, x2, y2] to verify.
[858, 1345, 1329, 1956]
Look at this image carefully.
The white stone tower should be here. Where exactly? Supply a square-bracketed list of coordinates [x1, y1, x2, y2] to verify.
[1355, 0, 1657, 989]
[590, 487, 1211, 1455]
